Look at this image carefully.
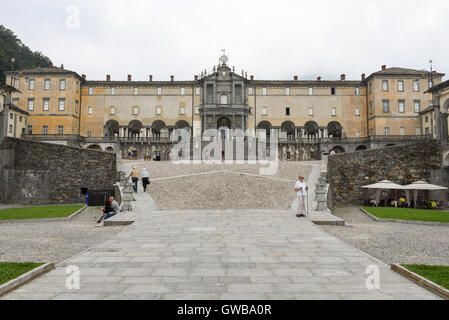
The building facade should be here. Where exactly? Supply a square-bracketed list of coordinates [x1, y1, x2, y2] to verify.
[5, 55, 447, 159]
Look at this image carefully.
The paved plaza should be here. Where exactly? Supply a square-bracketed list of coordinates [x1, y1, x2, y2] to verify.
[1, 162, 440, 300]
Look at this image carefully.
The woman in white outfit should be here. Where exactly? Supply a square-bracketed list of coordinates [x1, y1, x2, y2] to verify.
[295, 176, 308, 218]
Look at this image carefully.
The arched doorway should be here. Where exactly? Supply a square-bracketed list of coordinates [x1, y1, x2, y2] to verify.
[128, 120, 143, 138]
[87, 144, 102, 151]
[106, 147, 114, 152]
[105, 120, 119, 138]
[217, 117, 232, 140]
[305, 121, 319, 138]
[327, 121, 343, 138]
[333, 146, 346, 153]
[152, 120, 166, 139]
[257, 121, 272, 138]
[281, 121, 296, 141]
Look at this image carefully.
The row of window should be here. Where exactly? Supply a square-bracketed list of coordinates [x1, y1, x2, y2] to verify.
[257, 87, 359, 96]
[370, 127, 423, 136]
[88, 87, 199, 96]
[27, 125, 64, 135]
[369, 100, 422, 114]
[28, 78, 79, 91]
[375, 79, 432, 93]
[261, 107, 361, 117]
[27, 98, 79, 113]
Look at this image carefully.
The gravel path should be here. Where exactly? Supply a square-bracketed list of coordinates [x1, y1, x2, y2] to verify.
[0, 207, 126, 263]
[319, 207, 449, 266]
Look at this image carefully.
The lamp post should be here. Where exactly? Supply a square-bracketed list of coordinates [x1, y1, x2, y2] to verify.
[10, 58, 15, 87]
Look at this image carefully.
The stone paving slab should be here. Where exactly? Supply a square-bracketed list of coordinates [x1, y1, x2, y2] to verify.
[1, 192, 439, 300]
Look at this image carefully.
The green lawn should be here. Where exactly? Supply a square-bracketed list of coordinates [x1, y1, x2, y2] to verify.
[0, 205, 84, 221]
[402, 265, 449, 290]
[362, 207, 449, 223]
[0, 262, 44, 285]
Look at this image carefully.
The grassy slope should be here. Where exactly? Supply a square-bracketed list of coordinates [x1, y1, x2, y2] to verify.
[0, 262, 44, 285]
[363, 207, 449, 223]
[0, 205, 84, 221]
[402, 265, 449, 290]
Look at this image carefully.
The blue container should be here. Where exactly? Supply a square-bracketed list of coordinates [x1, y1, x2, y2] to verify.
[85, 193, 89, 205]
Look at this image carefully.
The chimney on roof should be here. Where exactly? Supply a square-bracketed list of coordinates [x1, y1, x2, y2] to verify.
[82, 74, 86, 81]
[149, 75, 153, 82]
[250, 75, 254, 81]
[381, 65, 387, 71]
[106, 74, 111, 81]
[294, 75, 298, 81]
[317, 76, 321, 81]
[194, 75, 199, 81]
[361, 73, 366, 81]
[170, 75, 174, 82]
[60, 64, 64, 69]
[127, 75, 132, 81]
[340, 74, 346, 81]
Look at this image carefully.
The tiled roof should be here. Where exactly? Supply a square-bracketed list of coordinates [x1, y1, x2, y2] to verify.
[366, 67, 444, 81]
[5, 66, 84, 81]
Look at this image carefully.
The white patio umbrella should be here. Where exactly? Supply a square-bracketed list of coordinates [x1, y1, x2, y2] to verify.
[362, 180, 406, 206]
[403, 181, 448, 208]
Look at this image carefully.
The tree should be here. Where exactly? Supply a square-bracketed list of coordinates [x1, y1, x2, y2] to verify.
[0, 25, 53, 82]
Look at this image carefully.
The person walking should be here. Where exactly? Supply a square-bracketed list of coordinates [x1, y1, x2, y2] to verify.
[295, 175, 309, 218]
[129, 166, 140, 193]
[141, 168, 150, 192]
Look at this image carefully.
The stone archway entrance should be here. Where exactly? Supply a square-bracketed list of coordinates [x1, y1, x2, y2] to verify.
[217, 117, 232, 140]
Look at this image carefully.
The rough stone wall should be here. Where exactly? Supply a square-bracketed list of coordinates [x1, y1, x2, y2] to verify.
[327, 141, 442, 207]
[0, 137, 117, 205]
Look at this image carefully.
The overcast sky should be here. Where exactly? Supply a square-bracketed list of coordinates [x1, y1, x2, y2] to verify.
[1, 0, 448, 81]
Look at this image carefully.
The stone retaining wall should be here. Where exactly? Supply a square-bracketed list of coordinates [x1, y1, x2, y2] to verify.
[327, 141, 443, 207]
[0, 137, 117, 205]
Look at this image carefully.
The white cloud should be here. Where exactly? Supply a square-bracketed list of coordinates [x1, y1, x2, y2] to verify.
[1, 0, 447, 81]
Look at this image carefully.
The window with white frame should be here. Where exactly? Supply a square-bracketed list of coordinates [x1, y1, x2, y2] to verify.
[384, 127, 390, 136]
[355, 107, 360, 116]
[88, 106, 93, 115]
[398, 100, 405, 113]
[331, 107, 337, 116]
[58, 125, 64, 135]
[110, 106, 116, 115]
[28, 99, 34, 111]
[111, 87, 116, 95]
[397, 80, 404, 92]
[285, 88, 290, 96]
[87, 131, 92, 137]
[42, 125, 48, 135]
[59, 79, 66, 90]
[195, 87, 200, 95]
[28, 125, 32, 134]
[180, 107, 185, 115]
[134, 87, 139, 95]
[309, 107, 314, 116]
[88, 87, 93, 95]
[414, 100, 421, 113]
[180, 88, 185, 95]
[309, 88, 314, 96]
[382, 80, 389, 91]
[262, 107, 267, 116]
[356, 131, 361, 138]
[156, 107, 162, 115]
[29, 79, 35, 90]
[355, 87, 360, 95]
[369, 102, 373, 114]
[248, 87, 253, 95]
[382, 100, 390, 113]
[413, 80, 420, 92]
[157, 88, 162, 95]
[44, 79, 50, 90]
[262, 88, 267, 96]
[8, 124, 12, 134]
[43, 98, 50, 111]
[133, 106, 139, 115]
[58, 99, 65, 111]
